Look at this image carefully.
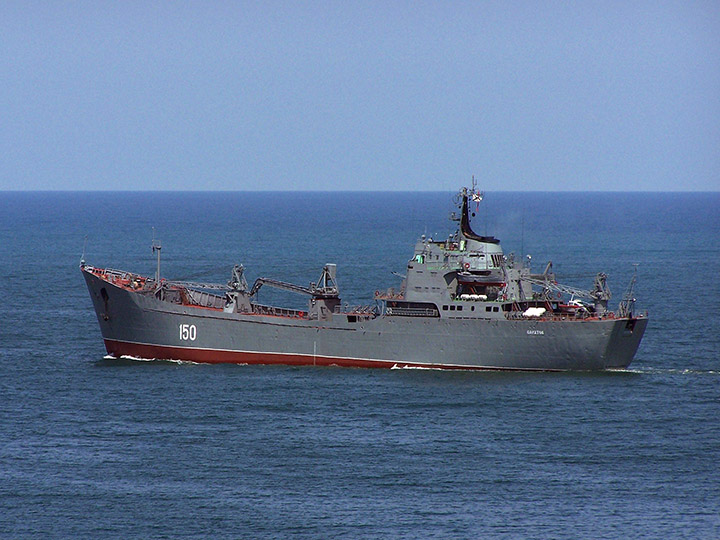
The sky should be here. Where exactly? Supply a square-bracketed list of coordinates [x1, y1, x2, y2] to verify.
[1, 1, 718, 191]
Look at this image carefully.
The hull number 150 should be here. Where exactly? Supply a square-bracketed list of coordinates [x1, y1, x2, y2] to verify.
[179, 324, 197, 341]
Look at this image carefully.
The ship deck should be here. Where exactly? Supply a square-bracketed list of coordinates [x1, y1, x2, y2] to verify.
[83, 265, 647, 324]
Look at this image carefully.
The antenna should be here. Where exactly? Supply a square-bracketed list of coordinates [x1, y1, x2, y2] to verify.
[152, 227, 162, 285]
[80, 235, 88, 265]
[618, 264, 639, 318]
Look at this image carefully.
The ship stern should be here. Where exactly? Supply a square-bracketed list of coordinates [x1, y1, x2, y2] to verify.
[603, 316, 648, 369]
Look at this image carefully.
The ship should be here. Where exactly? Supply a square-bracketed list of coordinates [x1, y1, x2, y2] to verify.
[81, 184, 647, 371]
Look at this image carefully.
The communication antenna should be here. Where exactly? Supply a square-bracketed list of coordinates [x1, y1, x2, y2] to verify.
[80, 235, 88, 265]
[618, 263, 639, 317]
[152, 227, 162, 285]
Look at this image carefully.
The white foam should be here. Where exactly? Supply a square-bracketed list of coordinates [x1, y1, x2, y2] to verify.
[117, 354, 200, 365]
[391, 363, 441, 371]
[119, 354, 155, 362]
[611, 367, 719, 376]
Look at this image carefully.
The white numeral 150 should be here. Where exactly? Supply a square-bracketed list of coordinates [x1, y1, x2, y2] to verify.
[179, 323, 197, 341]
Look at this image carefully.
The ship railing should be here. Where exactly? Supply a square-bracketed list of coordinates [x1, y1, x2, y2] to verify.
[182, 288, 226, 309]
[166, 280, 229, 291]
[251, 303, 307, 319]
[618, 309, 648, 319]
[374, 292, 404, 300]
[343, 304, 376, 314]
[504, 309, 647, 321]
[88, 266, 135, 280]
[87, 266, 151, 288]
[386, 306, 440, 318]
[504, 310, 601, 321]
[85, 265, 227, 291]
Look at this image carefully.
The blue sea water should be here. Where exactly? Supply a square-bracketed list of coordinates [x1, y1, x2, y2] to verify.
[1, 191, 719, 539]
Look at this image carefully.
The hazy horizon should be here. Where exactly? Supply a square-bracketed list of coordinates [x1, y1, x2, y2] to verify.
[3, 188, 718, 193]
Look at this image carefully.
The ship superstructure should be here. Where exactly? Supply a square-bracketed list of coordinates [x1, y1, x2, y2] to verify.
[82, 185, 647, 370]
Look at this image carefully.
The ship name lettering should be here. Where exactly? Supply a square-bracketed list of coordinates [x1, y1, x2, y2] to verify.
[179, 323, 197, 341]
[526, 330, 544, 335]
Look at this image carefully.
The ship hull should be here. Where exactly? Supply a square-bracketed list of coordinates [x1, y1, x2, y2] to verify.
[84, 270, 647, 371]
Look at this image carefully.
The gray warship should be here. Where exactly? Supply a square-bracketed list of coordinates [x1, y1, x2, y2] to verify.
[82, 185, 647, 370]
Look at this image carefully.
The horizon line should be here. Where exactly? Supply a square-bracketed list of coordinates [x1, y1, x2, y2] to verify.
[1, 188, 718, 194]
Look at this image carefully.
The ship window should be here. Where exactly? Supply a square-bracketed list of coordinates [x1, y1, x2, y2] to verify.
[450, 305, 456, 311]
[486, 306, 492, 312]
[493, 306, 499, 312]
[442, 305, 448, 310]
[457, 306, 463, 311]
[471, 306, 475, 311]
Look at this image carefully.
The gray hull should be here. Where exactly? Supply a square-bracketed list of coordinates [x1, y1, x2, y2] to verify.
[83, 270, 647, 371]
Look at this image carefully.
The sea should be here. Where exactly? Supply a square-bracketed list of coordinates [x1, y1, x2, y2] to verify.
[1, 190, 718, 539]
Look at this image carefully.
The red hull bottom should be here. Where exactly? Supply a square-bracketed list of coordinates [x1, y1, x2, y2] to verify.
[103, 339, 556, 372]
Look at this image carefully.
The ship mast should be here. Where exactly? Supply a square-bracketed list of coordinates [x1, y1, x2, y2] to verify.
[455, 177, 498, 244]
[152, 228, 162, 286]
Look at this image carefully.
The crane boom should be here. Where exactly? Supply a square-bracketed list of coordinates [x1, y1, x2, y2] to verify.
[525, 272, 611, 311]
[524, 277, 594, 300]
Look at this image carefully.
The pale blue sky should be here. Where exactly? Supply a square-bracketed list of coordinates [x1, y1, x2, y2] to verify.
[1, 1, 718, 191]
